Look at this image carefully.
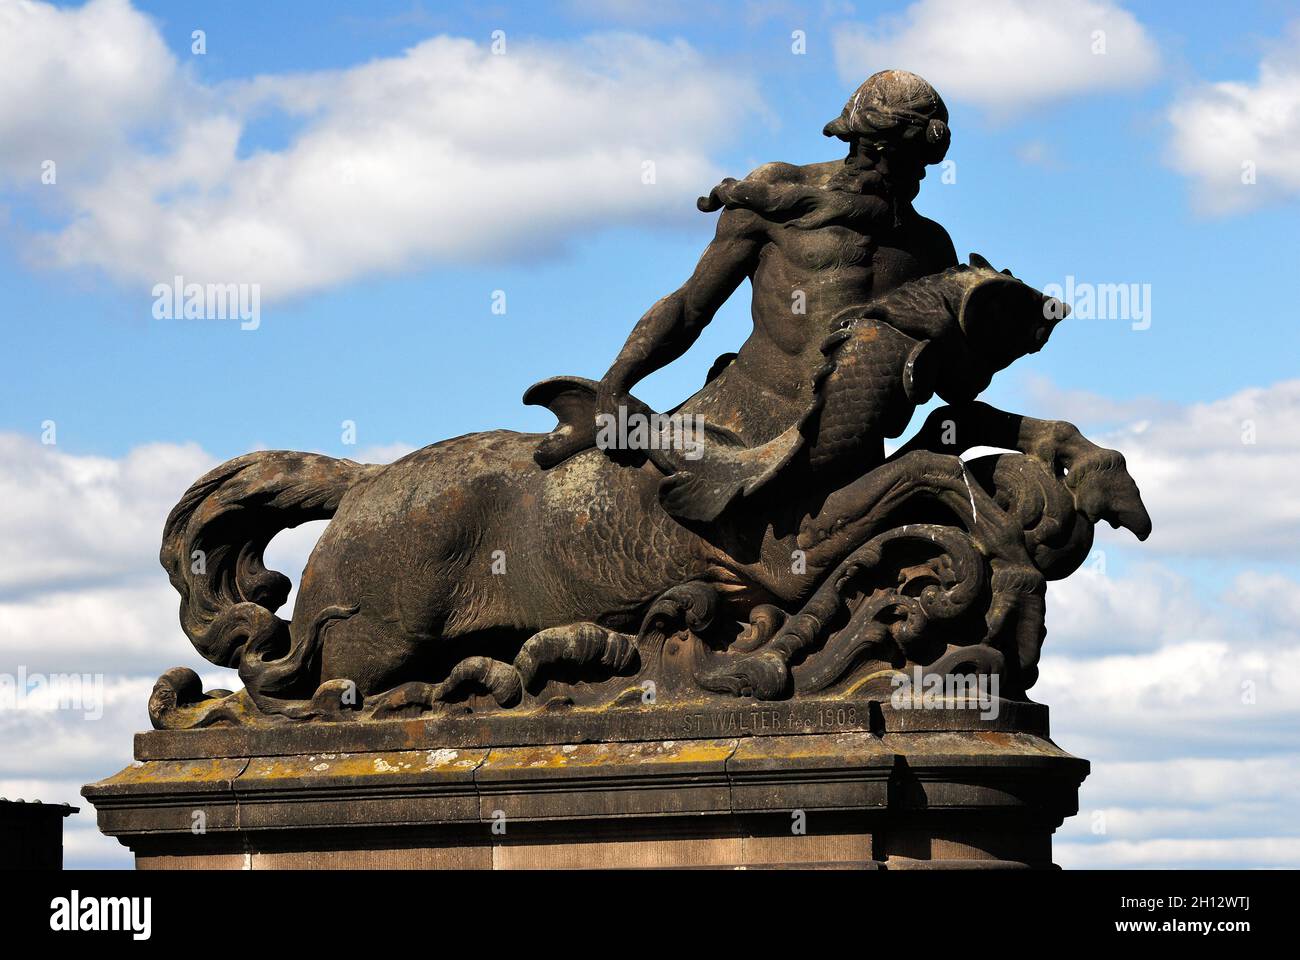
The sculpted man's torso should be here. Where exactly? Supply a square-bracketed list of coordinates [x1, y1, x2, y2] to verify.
[718, 160, 957, 407]
[587, 75, 961, 450]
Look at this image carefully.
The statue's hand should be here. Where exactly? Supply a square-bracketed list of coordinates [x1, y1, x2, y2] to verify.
[595, 375, 626, 430]
[594, 374, 641, 465]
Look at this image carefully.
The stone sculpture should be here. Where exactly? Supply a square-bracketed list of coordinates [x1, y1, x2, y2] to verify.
[148, 70, 1150, 734]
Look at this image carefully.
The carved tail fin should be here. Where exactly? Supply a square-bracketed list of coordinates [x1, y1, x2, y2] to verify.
[160, 451, 377, 674]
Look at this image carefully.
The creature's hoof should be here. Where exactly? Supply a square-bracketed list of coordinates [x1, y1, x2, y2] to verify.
[514, 623, 637, 692]
[428, 657, 523, 708]
[367, 682, 438, 720]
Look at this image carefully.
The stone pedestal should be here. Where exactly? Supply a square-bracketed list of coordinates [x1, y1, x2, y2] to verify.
[83, 698, 1086, 869]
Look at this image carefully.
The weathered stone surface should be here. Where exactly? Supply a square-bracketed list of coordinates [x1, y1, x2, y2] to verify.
[86, 705, 1085, 869]
[728, 732, 893, 812]
[83, 69, 1145, 868]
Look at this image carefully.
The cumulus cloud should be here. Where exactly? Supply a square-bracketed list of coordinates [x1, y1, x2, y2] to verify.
[1168, 22, 1300, 215]
[1038, 641, 1297, 759]
[1, 582, 192, 677]
[1, 676, 154, 780]
[1, 675, 151, 869]
[0, 675, 203, 869]
[0, 0, 760, 301]
[1226, 570, 1300, 645]
[0, 431, 331, 867]
[0, 433, 213, 596]
[0, 0, 175, 181]
[1038, 554, 1300, 867]
[832, 0, 1159, 113]
[1078, 755, 1300, 810]
[1055, 756, 1300, 867]
[1057, 836, 1300, 868]
[1022, 374, 1177, 429]
[0, 433, 343, 673]
[1044, 563, 1223, 657]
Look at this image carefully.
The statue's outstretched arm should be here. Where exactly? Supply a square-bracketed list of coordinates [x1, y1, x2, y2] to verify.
[597, 209, 763, 413]
[895, 402, 1052, 460]
[894, 401, 1151, 540]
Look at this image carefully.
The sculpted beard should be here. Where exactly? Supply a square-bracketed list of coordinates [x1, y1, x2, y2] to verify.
[826, 149, 890, 196]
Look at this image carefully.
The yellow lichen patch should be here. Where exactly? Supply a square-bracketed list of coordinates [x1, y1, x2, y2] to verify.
[240, 749, 486, 782]
[87, 757, 247, 788]
[482, 738, 738, 772]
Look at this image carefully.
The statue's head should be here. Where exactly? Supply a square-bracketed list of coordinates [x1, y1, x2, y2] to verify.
[824, 70, 950, 202]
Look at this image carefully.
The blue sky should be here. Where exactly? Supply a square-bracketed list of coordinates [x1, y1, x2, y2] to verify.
[3, 0, 1298, 460]
[1, 0, 1298, 868]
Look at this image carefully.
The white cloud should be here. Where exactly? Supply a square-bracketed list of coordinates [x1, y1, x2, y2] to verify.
[354, 441, 417, 464]
[1077, 755, 1300, 809]
[1226, 571, 1300, 645]
[0, 430, 336, 868]
[1, 676, 157, 870]
[1022, 374, 1176, 428]
[1017, 375, 1300, 868]
[1055, 756, 1300, 867]
[0, 434, 213, 595]
[0, 432, 339, 674]
[1, 674, 149, 869]
[1039, 564, 1300, 867]
[832, 0, 1159, 113]
[1, 582, 191, 676]
[1057, 836, 1300, 868]
[1168, 23, 1300, 214]
[1044, 563, 1223, 656]
[0, 0, 175, 182]
[0, 676, 154, 779]
[1039, 641, 1296, 758]
[0, 0, 761, 302]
